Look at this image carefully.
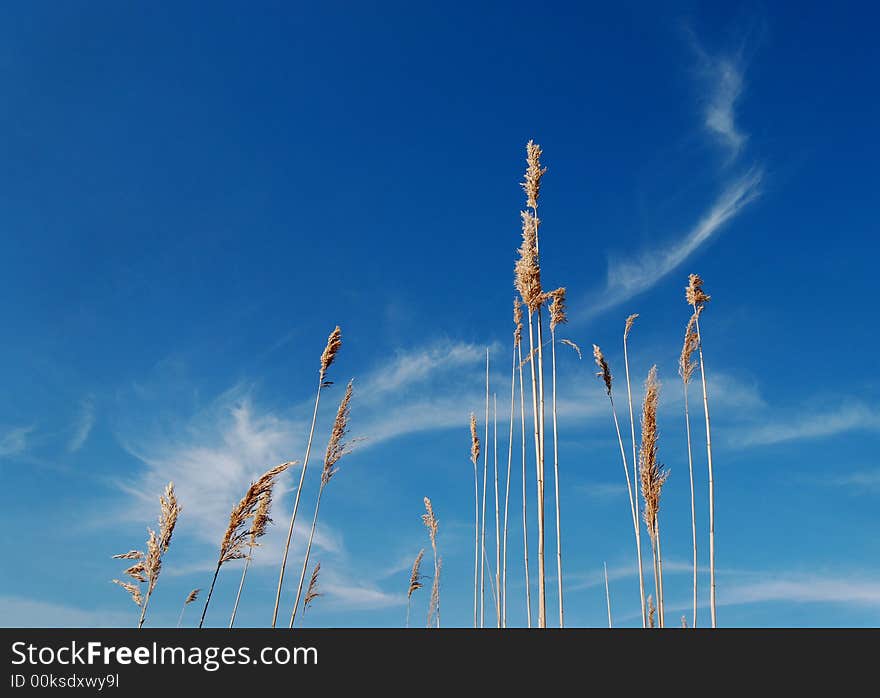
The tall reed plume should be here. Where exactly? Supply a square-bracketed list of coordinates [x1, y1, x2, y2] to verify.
[177, 588, 200, 628]
[290, 380, 353, 628]
[622, 313, 647, 627]
[229, 486, 276, 627]
[686, 273, 716, 627]
[515, 140, 547, 627]
[680, 311, 700, 628]
[549, 286, 567, 627]
[422, 497, 440, 628]
[406, 548, 425, 628]
[639, 366, 668, 627]
[199, 462, 291, 628]
[113, 481, 180, 629]
[592, 343, 643, 627]
[273, 326, 342, 627]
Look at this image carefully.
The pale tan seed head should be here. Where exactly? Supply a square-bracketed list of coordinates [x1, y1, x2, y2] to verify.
[469, 413, 480, 466]
[514, 210, 543, 312]
[560, 338, 582, 359]
[158, 482, 180, 555]
[592, 344, 612, 397]
[322, 380, 353, 485]
[303, 562, 321, 613]
[408, 549, 425, 599]
[639, 365, 669, 537]
[219, 461, 293, 565]
[549, 287, 567, 330]
[123, 562, 147, 584]
[648, 595, 656, 628]
[685, 274, 711, 308]
[112, 550, 144, 560]
[143, 528, 162, 594]
[624, 313, 639, 340]
[513, 297, 523, 346]
[249, 490, 273, 546]
[679, 313, 700, 384]
[319, 326, 343, 382]
[185, 588, 201, 605]
[521, 140, 547, 210]
[113, 579, 143, 607]
[422, 497, 438, 547]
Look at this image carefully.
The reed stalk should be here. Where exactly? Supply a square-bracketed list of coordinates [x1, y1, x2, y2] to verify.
[549, 288, 566, 627]
[680, 312, 700, 628]
[604, 562, 612, 628]
[423, 497, 440, 628]
[406, 549, 425, 628]
[686, 274, 715, 628]
[480, 349, 489, 628]
[623, 314, 647, 627]
[229, 487, 275, 628]
[176, 588, 200, 628]
[272, 327, 342, 628]
[290, 380, 352, 628]
[469, 414, 480, 628]
[516, 310, 532, 627]
[494, 393, 501, 627]
[501, 300, 518, 628]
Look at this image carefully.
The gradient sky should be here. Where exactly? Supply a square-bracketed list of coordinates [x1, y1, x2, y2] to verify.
[1, 2, 878, 628]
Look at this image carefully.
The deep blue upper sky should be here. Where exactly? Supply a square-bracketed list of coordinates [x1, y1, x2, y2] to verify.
[1, 2, 878, 627]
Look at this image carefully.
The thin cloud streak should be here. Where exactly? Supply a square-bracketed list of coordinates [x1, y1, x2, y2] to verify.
[734, 402, 880, 447]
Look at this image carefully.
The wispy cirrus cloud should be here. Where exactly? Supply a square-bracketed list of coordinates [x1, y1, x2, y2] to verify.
[68, 395, 95, 453]
[578, 35, 762, 322]
[0, 425, 32, 458]
[734, 402, 880, 448]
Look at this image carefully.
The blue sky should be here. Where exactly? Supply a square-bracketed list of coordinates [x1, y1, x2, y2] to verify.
[1, 1, 878, 628]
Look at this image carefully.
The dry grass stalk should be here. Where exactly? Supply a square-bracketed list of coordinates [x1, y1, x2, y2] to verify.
[480, 349, 490, 627]
[177, 588, 200, 628]
[427, 557, 442, 629]
[501, 299, 520, 627]
[680, 312, 700, 628]
[493, 393, 501, 627]
[687, 273, 716, 628]
[592, 343, 644, 627]
[622, 313, 647, 627]
[303, 563, 321, 614]
[290, 380, 353, 628]
[604, 562, 612, 629]
[515, 140, 548, 628]
[113, 482, 180, 629]
[406, 549, 425, 628]
[422, 497, 440, 628]
[199, 462, 291, 628]
[640, 366, 668, 627]
[229, 488, 276, 627]
[548, 287, 566, 627]
[273, 326, 342, 628]
[469, 413, 480, 628]
[516, 318, 532, 627]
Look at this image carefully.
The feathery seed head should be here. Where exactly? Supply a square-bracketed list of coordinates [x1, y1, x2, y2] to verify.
[624, 314, 639, 340]
[158, 482, 180, 554]
[422, 497, 438, 545]
[469, 413, 480, 466]
[685, 274, 711, 308]
[515, 211, 543, 312]
[322, 380, 353, 485]
[679, 313, 700, 384]
[513, 297, 523, 345]
[113, 550, 144, 560]
[408, 549, 425, 599]
[113, 579, 143, 607]
[648, 595, 656, 628]
[304, 563, 321, 612]
[560, 338, 582, 359]
[320, 326, 343, 382]
[639, 365, 668, 536]
[549, 287, 568, 330]
[592, 344, 613, 396]
[521, 140, 547, 210]
[250, 490, 273, 545]
[185, 588, 201, 605]
[219, 461, 293, 564]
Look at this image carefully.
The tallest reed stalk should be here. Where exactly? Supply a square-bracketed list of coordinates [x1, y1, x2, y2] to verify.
[548, 288, 567, 627]
[680, 312, 701, 628]
[272, 326, 342, 628]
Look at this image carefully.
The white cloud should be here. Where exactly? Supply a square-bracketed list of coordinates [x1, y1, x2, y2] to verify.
[701, 55, 747, 158]
[582, 167, 762, 320]
[0, 425, 31, 458]
[68, 395, 95, 452]
[0, 596, 131, 628]
[735, 402, 880, 447]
